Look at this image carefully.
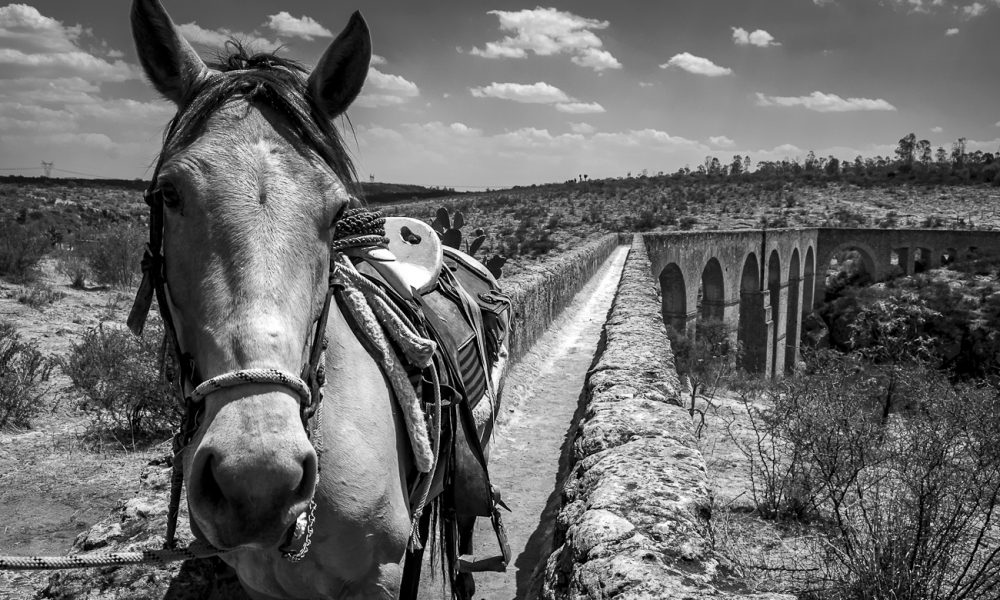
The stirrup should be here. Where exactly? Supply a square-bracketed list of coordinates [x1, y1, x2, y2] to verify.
[458, 486, 511, 573]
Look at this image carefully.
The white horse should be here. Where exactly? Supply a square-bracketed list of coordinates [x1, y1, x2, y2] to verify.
[131, 1, 501, 598]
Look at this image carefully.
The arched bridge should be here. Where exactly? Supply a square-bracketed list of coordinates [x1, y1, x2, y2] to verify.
[645, 228, 1000, 378]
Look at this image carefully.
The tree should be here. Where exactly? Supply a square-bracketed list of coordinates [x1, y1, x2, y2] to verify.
[895, 132, 917, 167]
[952, 137, 967, 166]
[730, 154, 743, 176]
[917, 139, 932, 165]
[935, 146, 948, 165]
[708, 157, 722, 177]
[804, 150, 818, 172]
[848, 291, 939, 422]
[825, 156, 841, 178]
[669, 319, 732, 437]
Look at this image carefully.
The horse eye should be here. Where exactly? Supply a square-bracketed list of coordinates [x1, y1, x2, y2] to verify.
[159, 182, 183, 210]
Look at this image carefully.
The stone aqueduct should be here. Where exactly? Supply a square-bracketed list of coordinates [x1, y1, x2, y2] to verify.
[646, 228, 1000, 378]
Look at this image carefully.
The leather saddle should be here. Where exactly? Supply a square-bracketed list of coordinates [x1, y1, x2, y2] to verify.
[347, 217, 513, 574]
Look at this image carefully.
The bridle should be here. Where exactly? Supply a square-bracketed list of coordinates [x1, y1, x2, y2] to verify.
[126, 107, 388, 562]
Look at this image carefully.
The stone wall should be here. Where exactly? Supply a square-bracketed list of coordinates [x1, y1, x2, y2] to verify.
[542, 235, 789, 599]
[504, 234, 620, 364]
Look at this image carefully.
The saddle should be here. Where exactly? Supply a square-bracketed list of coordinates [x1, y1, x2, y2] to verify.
[346, 217, 513, 575]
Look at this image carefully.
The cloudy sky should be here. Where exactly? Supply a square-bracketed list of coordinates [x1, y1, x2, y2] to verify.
[0, 0, 998, 187]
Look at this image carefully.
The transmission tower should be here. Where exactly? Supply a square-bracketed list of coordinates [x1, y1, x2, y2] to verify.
[369, 173, 375, 183]
[41, 161, 53, 177]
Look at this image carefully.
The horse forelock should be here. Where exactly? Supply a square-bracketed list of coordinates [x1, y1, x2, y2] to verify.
[159, 43, 357, 187]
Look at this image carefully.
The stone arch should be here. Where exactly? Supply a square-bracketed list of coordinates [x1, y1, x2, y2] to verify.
[659, 263, 687, 335]
[914, 246, 933, 273]
[700, 258, 725, 322]
[941, 247, 958, 266]
[738, 253, 765, 373]
[785, 249, 801, 373]
[767, 250, 781, 377]
[803, 246, 815, 314]
[823, 242, 877, 303]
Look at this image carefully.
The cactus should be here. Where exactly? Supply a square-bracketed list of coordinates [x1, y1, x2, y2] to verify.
[430, 206, 506, 278]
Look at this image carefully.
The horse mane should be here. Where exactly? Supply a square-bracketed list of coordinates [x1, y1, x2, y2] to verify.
[160, 41, 357, 187]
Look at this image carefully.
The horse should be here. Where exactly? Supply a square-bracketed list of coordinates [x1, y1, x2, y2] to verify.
[129, 1, 505, 598]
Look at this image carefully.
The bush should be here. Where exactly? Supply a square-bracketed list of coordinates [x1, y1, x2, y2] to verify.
[77, 224, 145, 289]
[679, 216, 698, 230]
[0, 322, 55, 429]
[62, 319, 179, 441]
[0, 222, 49, 282]
[729, 350, 1000, 599]
[17, 282, 66, 309]
[54, 245, 91, 289]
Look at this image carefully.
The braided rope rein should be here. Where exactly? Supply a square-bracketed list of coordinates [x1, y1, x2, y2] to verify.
[0, 541, 224, 571]
[0, 209, 442, 571]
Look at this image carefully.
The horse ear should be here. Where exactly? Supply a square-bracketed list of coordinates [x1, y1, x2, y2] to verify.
[307, 11, 371, 118]
[131, 0, 208, 104]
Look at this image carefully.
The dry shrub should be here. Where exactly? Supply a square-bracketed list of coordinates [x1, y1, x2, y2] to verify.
[53, 245, 91, 289]
[725, 350, 1000, 599]
[0, 222, 49, 282]
[0, 321, 55, 429]
[76, 223, 145, 289]
[62, 318, 179, 442]
[17, 281, 66, 309]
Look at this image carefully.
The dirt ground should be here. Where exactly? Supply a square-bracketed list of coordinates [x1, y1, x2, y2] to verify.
[0, 261, 164, 597]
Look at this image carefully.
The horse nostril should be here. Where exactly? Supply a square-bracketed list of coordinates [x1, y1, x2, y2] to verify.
[198, 454, 225, 506]
[295, 451, 318, 500]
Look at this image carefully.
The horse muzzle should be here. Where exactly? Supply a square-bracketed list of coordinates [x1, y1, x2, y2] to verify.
[185, 389, 318, 550]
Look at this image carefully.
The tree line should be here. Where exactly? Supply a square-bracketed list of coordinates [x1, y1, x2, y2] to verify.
[687, 133, 1000, 185]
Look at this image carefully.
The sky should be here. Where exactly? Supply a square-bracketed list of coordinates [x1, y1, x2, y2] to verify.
[0, 0, 998, 188]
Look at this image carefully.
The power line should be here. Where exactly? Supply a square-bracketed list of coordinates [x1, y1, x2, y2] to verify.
[52, 167, 113, 178]
[0, 166, 44, 171]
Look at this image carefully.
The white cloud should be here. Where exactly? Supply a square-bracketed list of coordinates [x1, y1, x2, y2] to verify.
[755, 91, 896, 112]
[946, 27, 960, 35]
[264, 12, 332, 41]
[995, 121, 1000, 127]
[752, 143, 806, 163]
[638, 81, 655, 88]
[570, 47, 622, 71]
[931, 126, 944, 133]
[470, 81, 571, 104]
[0, 5, 137, 82]
[353, 121, 708, 186]
[570, 122, 595, 134]
[469, 7, 622, 71]
[660, 52, 732, 76]
[961, 2, 988, 19]
[469, 42, 526, 59]
[0, 4, 80, 53]
[732, 27, 780, 47]
[371, 54, 387, 66]
[966, 137, 1000, 153]
[469, 81, 604, 114]
[555, 101, 605, 114]
[177, 22, 278, 51]
[962, 2, 986, 18]
[710, 135, 736, 148]
[355, 67, 420, 108]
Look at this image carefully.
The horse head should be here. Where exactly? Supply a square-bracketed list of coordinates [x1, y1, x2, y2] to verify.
[131, 0, 370, 551]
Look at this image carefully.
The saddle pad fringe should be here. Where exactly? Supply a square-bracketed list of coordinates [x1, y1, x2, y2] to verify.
[332, 256, 436, 472]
